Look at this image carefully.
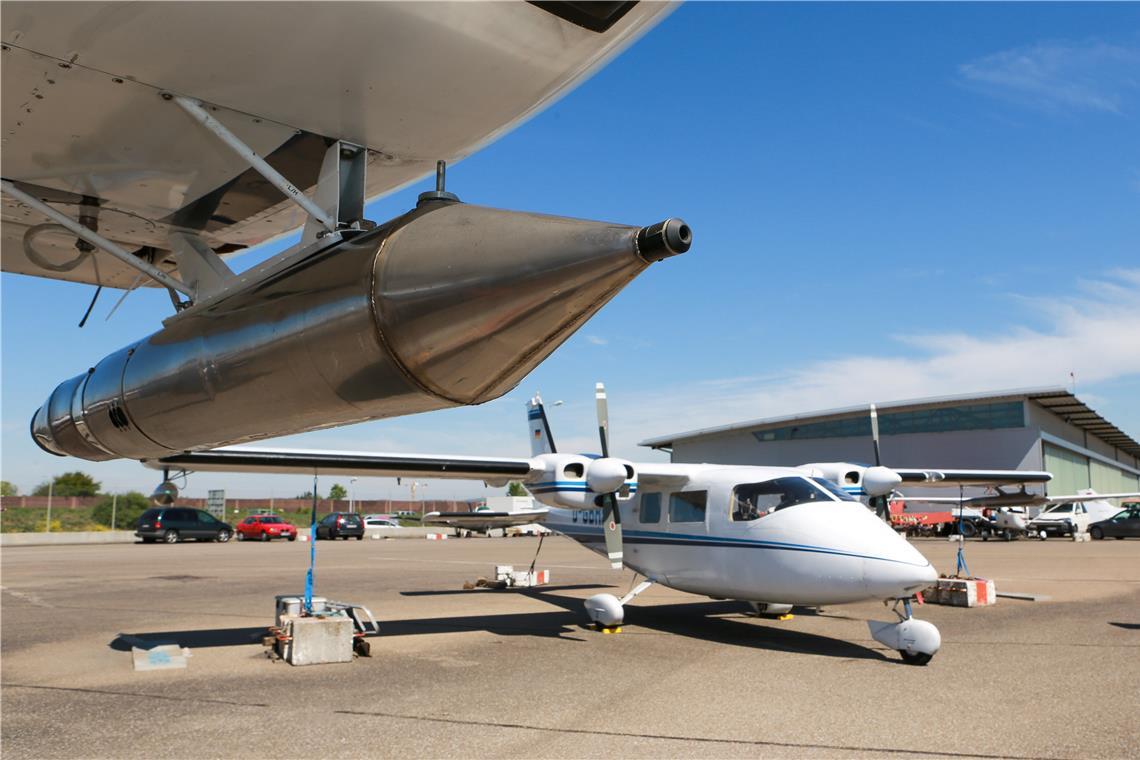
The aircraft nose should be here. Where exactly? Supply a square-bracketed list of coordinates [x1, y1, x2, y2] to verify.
[862, 539, 938, 598]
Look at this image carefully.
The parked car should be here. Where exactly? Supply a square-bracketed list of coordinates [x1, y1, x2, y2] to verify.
[363, 515, 400, 530]
[1088, 506, 1140, 540]
[136, 507, 233, 544]
[236, 514, 298, 542]
[315, 512, 364, 540]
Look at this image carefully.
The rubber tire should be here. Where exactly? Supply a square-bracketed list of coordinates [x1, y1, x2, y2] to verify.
[959, 520, 977, 539]
[260, 531, 270, 542]
[287, 535, 297, 542]
[216, 530, 231, 543]
[355, 534, 363, 540]
[1090, 526, 1104, 540]
[236, 531, 245, 541]
[163, 529, 179, 544]
[900, 650, 933, 666]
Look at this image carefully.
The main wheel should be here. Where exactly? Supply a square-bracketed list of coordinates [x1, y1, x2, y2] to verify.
[216, 530, 232, 543]
[900, 650, 933, 666]
[260, 531, 270, 542]
[163, 529, 179, 544]
[1090, 526, 1104, 540]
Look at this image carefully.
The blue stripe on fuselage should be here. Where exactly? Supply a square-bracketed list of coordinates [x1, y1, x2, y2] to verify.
[547, 524, 926, 567]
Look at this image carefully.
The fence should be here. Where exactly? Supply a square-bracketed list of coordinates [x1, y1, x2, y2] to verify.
[1, 495, 480, 514]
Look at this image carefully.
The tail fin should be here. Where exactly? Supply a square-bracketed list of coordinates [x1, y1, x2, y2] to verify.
[527, 393, 557, 456]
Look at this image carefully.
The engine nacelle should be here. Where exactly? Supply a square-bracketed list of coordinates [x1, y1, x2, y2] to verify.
[528, 453, 636, 509]
[31, 201, 690, 461]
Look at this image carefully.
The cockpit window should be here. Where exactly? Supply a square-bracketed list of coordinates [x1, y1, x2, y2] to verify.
[811, 478, 859, 502]
[1048, 504, 1073, 514]
[731, 477, 837, 521]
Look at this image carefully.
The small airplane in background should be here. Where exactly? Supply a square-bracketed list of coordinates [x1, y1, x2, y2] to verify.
[152, 385, 987, 665]
[422, 502, 549, 537]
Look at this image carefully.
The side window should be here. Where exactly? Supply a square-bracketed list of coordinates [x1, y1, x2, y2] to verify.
[320, 514, 334, 525]
[640, 493, 662, 524]
[669, 491, 707, 523]
[243, 517, 255, 525]
[197, 511, 216, 524]
[170, 509, 191, 521]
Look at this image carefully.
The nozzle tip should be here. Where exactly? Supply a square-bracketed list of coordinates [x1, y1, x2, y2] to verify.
[637, 218, 692, 261]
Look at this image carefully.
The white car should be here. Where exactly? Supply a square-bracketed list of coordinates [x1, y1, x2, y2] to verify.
[363, 516, 401, 530]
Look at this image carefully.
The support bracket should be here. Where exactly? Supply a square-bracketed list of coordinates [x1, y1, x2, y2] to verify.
[171, 95, 339, 233]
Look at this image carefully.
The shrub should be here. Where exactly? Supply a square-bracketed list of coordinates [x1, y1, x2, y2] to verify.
[92, 492, 151, 529]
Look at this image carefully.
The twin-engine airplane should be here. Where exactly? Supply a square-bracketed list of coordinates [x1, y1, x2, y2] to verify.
[152, 385, 992, 666]
[3, 2, 690, 461]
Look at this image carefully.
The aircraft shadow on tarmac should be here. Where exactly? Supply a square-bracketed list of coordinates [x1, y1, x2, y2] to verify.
[1108, 621, 1140, 630]
[108, 589, 886, 661]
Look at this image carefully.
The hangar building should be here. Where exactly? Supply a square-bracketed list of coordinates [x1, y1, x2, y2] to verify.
[639, 388, 1140, 499]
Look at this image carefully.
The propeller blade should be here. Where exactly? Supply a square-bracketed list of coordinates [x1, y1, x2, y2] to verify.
[595, 382, 610, 457]
[601, 493, 623, 569]
[870, 403, 882, 466]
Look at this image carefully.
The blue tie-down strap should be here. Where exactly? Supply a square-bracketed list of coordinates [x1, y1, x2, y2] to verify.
[304, 488, 318, 613]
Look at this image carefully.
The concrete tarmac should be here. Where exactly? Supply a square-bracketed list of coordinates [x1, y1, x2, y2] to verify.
[2, 535, 1137, 759]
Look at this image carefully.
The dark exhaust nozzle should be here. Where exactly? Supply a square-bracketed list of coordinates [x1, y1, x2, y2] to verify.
[637, 218, 692, 262]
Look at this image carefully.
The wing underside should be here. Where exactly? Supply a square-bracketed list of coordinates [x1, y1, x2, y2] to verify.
[2, 1, 673, 287]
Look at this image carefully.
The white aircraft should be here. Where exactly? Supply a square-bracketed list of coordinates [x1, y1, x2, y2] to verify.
[3, 3, 690, 462]
[423, 501, 550, 536]
[151, 385, 961, 665]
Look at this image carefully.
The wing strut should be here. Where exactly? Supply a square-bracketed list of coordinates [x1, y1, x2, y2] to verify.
[0, 180, 193, 298]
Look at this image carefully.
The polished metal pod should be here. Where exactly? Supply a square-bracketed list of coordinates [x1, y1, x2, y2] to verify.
[32, 200, 690, 460]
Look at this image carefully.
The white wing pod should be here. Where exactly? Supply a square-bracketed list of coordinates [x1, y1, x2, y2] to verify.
[529, 453, 595, 509]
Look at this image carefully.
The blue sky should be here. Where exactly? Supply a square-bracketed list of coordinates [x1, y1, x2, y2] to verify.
[3, 3, 1139, 501]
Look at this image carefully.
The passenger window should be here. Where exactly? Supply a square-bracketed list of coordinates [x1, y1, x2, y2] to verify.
[197, 512, 216, 524]
[669, 491, 707, 523]
[640, 493, 661, 524]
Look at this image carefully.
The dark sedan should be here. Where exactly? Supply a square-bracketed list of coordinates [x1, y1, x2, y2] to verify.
[315, 512, 364, 540]
[1088, 506, 1140, 540]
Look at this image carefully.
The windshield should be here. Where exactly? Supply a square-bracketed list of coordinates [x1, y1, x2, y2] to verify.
[811, 478, 859, 502]
[1046, 504, 1073, 514]
[732, 477, 838, 521]
[261, 516, 283, 524]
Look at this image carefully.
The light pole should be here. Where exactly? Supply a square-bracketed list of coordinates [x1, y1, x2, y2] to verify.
[111, 493, 118, 531]
[350, 477, 358, 514]
[45, 480, 53, 532]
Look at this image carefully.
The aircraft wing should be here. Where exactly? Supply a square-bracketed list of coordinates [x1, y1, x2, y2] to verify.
[631, 463, 692, 489]
[2, 1, 674, 287]
[893, 469, 1053, 488]
[149, 447, 539, 485]
[898, 490, 1140, 509]
[423, 509, 549, 529]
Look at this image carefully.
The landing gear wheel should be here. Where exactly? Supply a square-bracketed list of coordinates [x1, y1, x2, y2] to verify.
[1090, 526, 1104, 540]
[900, 650, 933, 666]
[216, 530, 231, 543]
[163, 529, 179, 544]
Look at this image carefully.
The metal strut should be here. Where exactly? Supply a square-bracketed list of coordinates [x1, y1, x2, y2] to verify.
[170, 95, 338, 233]
[0, 180, 194, 298]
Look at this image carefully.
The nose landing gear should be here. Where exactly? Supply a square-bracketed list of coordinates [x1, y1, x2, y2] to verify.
[868, 598, 941, 665]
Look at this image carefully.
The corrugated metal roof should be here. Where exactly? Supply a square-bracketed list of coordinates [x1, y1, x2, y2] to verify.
[638, 386, 1140, 458]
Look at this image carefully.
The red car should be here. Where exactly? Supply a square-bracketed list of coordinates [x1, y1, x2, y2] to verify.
[236, 515, 298, 542]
